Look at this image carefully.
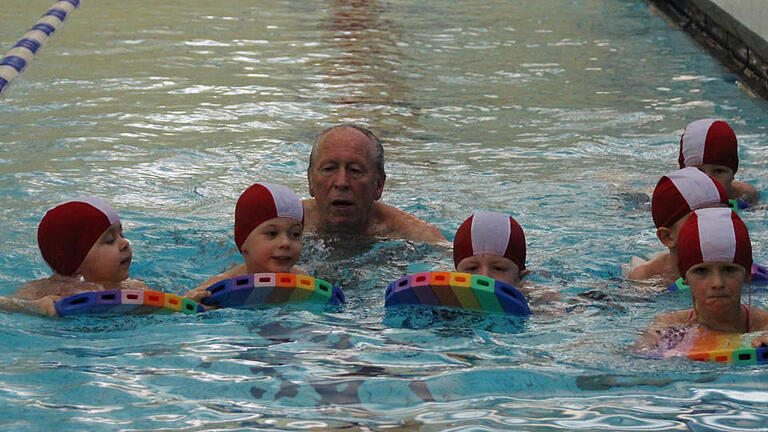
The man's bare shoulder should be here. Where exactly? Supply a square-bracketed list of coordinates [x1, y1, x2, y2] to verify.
[372, 202, 446, 242]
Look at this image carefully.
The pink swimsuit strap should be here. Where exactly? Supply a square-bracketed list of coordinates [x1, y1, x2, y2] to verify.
[688, 304, 751, 332]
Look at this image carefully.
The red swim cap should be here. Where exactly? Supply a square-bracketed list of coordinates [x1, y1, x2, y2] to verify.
[651, 167, 728, 228]
[678, 119, 738, 173]
[37, 197, 120, 276]
[234, 183, 303, 251]
[453, 211, 526, 270]
[677, 207, 752, 277]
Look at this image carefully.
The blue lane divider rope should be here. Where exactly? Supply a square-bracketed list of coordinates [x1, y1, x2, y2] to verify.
[0, 0, 80, 95]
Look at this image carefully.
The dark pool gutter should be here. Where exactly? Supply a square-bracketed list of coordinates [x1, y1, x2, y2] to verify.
[646, 0, 768, 100]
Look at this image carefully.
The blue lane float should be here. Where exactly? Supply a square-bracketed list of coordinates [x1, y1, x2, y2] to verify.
[384, 272, 531, 316]
[54, 289, 205, 317]
[0, 0, 79, 95]
[202, 273, 345, 308]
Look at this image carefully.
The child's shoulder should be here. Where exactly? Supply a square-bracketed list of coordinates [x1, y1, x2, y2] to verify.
[15, 276, 100, 301]
[627, 252, 673, 282]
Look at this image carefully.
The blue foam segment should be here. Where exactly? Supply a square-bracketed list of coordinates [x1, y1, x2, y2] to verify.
[0, 56, 27, 72]
[55, 291, 97, 316]
[43, 8, 68, 21]
[30, 23, 56, 36]
[12, 38, 41, 53]
[757, 347, 768, 363]
[63, 0, 80, 7]
[0, 77, 7, 93]
[202, 278, 234, 306]
[493, 281, 531, 316]
[330, 284, 345, 305]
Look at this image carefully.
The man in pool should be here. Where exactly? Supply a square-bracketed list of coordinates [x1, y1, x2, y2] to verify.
[302, 124, 446, 242]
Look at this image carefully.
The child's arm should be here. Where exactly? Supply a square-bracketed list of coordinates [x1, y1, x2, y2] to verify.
[732, 181, 759, 205]
[0, 295, 60, 317]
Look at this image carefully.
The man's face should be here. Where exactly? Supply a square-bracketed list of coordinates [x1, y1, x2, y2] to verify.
[308, 127, 384, 232]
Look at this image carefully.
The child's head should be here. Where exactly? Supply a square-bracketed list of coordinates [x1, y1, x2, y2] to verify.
[37, 197, 131, 284]
[677, 207, 752, 315]
[453, 211, 527, 285]
[234, 183, 304, 273]
[651, 167, 728, 250]
[678, 119, 738, 193]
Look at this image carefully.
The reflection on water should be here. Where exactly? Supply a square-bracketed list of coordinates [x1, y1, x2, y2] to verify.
[1, 0, 768, 430]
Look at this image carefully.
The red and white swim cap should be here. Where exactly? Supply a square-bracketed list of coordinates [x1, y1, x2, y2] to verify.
[453, 211, 526, 270]
[37, 196, 120, 276]
[677, 207, 752, 276]
[678, 118, 738, 173]
[651, 167, 728, 228]
[234, 183, 303, 251]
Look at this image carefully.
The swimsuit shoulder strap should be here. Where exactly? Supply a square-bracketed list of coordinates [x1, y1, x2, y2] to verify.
[687, 308, 694, 325]
[743, 304, 751, 333]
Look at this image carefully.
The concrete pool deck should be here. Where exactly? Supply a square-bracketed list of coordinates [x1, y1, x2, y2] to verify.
[648, 0, 768, 99]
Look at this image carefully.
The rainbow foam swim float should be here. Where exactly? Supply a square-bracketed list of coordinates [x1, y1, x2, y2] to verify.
[54, 290, 204, 316]
[682, 332, 768, 364]
[202, 273, 345, 308]
[384, 272, 531, 316]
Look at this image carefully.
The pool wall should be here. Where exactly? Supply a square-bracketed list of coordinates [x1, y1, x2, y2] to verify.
[648, 0, 768, 99]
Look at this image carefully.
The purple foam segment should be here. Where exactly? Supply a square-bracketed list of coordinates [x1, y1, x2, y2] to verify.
[203, 278, 234, 306]
[225, 274, 256, 306]
[384, 276, 419, 306]
[95, 290, 122, 306]
[12, 38, 42, 54]
[757, 347, 768, 364]
[0, 77, 7, 93]
[64, 0, 80, 6]
[54, 291, 97, 316]
[330, 284, 345, 305]
[751, 263, 768, 283]
[43, 8, 68, 21]
[493, 280, 531, 316]
[0, 56, 27, 72]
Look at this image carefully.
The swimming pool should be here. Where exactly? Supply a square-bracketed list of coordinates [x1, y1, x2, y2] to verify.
[1, 0, 767, 429]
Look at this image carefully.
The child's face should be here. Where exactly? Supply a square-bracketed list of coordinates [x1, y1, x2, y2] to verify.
[77, 223, 132, 284]
[241, 217, 303, 273]
[685, 261, 747, 316]
[456, 254, 522, 285]
[698, 164, 734, 194]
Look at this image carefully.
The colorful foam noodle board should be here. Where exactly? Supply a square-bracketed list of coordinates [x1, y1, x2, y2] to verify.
[54, 289, 205, 317]
[202, 273, 345, 309]
[384, 272, 531, 316]
[683, 331, 768, 364]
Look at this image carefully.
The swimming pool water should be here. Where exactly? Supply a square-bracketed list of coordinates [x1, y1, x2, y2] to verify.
[1, 0, 768, 430]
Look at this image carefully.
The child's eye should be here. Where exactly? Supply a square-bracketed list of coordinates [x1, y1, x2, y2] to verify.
[290, 231, 302, 239]
[692, 267, 708, 275]
[493, 266, 509, 272]
[265, 231, 278, 237]
[723, 265, 739, 273]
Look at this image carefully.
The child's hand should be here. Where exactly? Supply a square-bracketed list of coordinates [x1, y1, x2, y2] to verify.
[32, 295, 61, 317]
[184, 287, 211, 303]
[751, 333, 768, 348]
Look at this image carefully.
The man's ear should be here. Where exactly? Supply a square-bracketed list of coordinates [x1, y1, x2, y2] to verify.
[307, 170, 315, 197]
[374, 170, 385, 201]
[656, 227, 675, 248]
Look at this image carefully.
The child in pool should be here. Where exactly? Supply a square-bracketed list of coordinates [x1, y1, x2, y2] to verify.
[185, 183, 304, 302]
[2, 197, 147, 316]
[634, 207, 768, 354]
[628, 167, 729, 284]
[453, 211, 559, 305]
[678, 118, 759, 205]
